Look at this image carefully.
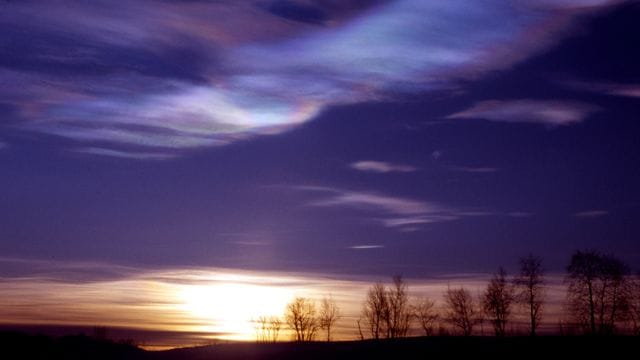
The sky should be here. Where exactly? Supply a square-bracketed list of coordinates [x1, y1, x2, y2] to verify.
[1, 0, 640, 347]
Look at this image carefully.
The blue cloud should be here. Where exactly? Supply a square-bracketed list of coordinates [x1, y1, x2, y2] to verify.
[0, 0, 615, 158]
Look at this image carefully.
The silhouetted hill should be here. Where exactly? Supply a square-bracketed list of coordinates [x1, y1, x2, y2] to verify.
[3, 332, 639, 360]
[0, 331, 142, 360]
[151, 337, 640, 360]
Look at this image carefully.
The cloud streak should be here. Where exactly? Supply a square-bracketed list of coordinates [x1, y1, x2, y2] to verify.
[297, 186, 490, 230]
[72, 147, 176, 160]
[350, 160, 416, 173]
[447, 99, 598, 126]
[565, 80, 640, 98]
[0, 0, 616, 158]
[348, 245, 384, 250]
[574, 210, 608, 218]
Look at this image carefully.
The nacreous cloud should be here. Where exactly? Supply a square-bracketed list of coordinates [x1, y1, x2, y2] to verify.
[447, 100, 599, 126]
[0, 0, 615, 158]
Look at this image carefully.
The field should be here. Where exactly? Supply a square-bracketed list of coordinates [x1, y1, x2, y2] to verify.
[2, 332, 638, 360]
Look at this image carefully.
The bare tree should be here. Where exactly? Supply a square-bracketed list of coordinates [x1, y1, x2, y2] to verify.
[483, 267, 515, 336]
[566, 250, 631, 335]
[629, 275, 640, 335]
[515, 254, 545, 336]
[255, 316, 282, 343]
[360, 276, 413, 339]
[412, 296, 439, 336]
[361, 282, 387, 339]
[444, 286, 479, 336]
[386, 275, 412, 338]
[319, 296, 341, 341]
[356, 318, 365, 340]
[285, 297, 318, 341]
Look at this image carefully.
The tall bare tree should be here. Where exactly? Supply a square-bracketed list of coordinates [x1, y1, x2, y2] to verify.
[285, 297, 318, 341]
[566, 250, 630, 335]
[515, 254, 545, 336]
[444, 286, 479, 336]
[319, 296, 341, 341]
[482, 267, 515, 336]
[360, 276, 413, 339]
[255, 316, 282, 343]
[412, 296, 439, 336]
[386, 275, 412, 338]
[361, 282, 388, 339]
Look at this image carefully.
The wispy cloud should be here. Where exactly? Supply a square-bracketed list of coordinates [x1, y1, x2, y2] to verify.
[296, 186, 490, 231]
[350, 160, 416, 173]
[447, 99, 598, 126]
[0, 141, 7, 149]
[310, 190, 434, 216]
[73, 147, 176, 160]
[574, 210, 608, 218]
[348, 245, 384, 250]
[508, 211, 534, 218]
[564, 80, 640, 98]
[233, 241, 271, 247]
[0, 0, 614, 158]
[0, 256, 139, 283]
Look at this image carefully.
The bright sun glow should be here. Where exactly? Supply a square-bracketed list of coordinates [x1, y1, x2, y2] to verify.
[178, 281, 295, 341]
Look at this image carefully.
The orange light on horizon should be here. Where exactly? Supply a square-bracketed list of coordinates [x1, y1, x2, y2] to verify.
[0, 260, 568, 349]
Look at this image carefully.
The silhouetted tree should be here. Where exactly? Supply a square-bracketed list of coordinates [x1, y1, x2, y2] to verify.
[360, 276, 412, 339]
[483, 267, 514, 336]
[386, 275, 412, 338]
[515, 254, 545, 336]
[566, 250, 631, 334]
[319, 296, 340, 341]
[412, 296, 439, 336]
[444, 286, 479, 336]
[356, 318, 365, 340]
[361, 282, 387, 339]
[629, 275, 640, 335]
[255, 316, 282, 343]
[285, 297, 318, 341]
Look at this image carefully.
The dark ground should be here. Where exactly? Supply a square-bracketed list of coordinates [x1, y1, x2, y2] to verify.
[2, 332, 639, 360]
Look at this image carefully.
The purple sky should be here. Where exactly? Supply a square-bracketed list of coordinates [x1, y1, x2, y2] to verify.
[1, 0, 640, 281]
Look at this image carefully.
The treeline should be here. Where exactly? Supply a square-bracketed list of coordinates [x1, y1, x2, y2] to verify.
[256, 250, 640, 342]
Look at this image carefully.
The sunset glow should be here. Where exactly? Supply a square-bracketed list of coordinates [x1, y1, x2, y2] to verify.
[0, 258, 570, 348]
[177, 278, 295, 340]
[1, 0, 640, 354]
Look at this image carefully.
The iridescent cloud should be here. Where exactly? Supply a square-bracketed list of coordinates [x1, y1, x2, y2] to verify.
[0, 0, 615, 158]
